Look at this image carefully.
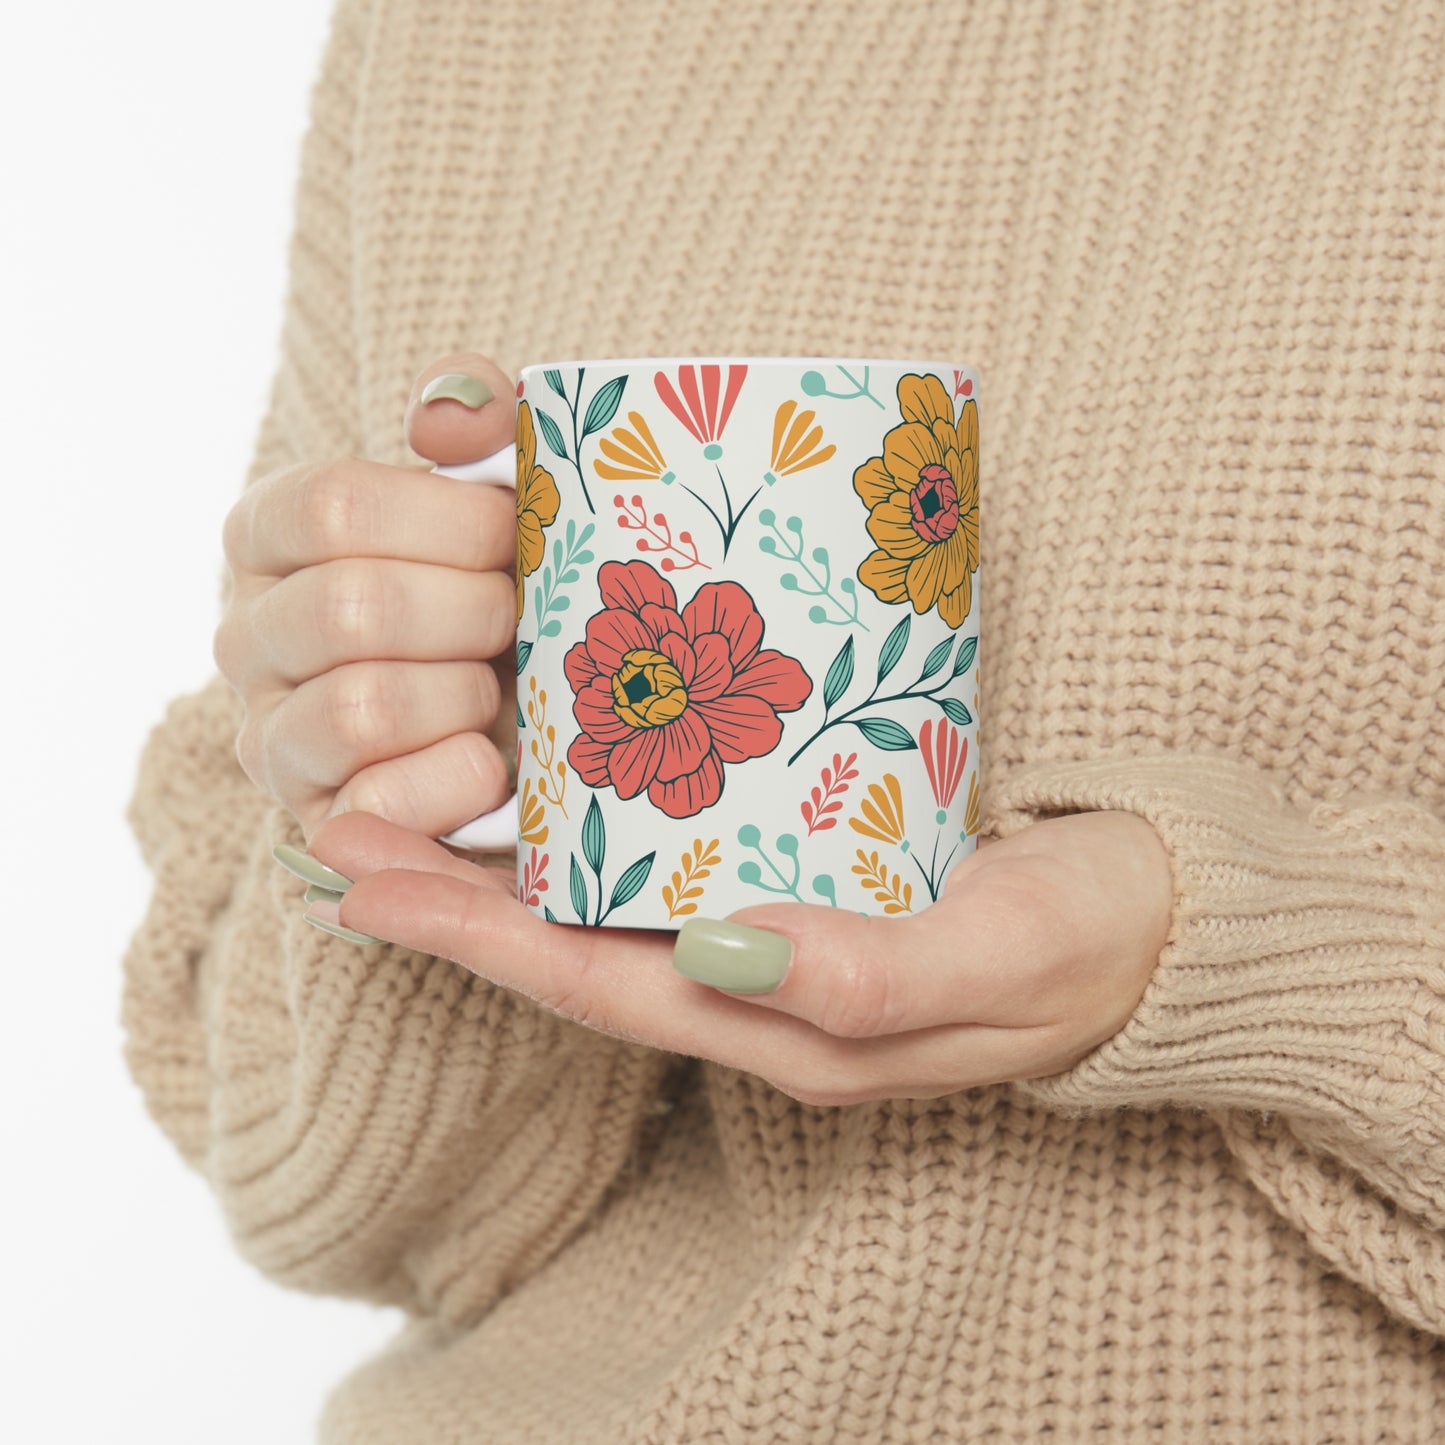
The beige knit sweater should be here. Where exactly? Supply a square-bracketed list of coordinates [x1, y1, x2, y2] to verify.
[122, 1, 1445, 1439]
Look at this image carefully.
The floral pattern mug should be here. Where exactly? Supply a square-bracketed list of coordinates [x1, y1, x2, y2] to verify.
[484, 357, 978, 930]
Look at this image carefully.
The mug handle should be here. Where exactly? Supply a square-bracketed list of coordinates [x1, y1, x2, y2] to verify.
[430, 446, 521, 852]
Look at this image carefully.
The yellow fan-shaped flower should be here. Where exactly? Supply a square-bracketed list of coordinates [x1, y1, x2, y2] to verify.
[765, 400, 836, 483]
[519, 777, 548, 846]
[516, 402, 561, 619]
[848, 773, 907, 847]
[594, 411, 674, 484]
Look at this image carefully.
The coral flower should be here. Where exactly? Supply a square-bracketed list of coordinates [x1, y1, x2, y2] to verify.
[919, 718, 967, 812]
[655, 365, 747, 460]
[515, 401, 561, 619]
[854, 375, 979, 626]
[563, 560, 812, 817]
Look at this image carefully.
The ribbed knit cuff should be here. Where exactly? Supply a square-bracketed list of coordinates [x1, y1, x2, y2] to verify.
[988, 754, 1445, 1127]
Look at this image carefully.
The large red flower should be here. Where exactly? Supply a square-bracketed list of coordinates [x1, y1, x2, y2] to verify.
[564, 561, 812, 817]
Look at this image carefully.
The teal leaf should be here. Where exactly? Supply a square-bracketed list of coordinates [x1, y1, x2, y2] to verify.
[822, 635, 855, 709]
[952, 635, 978, 677]
[582, 794, 606, 874]
[537, 409, 568, 460]
[543, 905, 559, 923]
[576, 522, 596, 547]
[544, 369, 566, 398]
[560, 570, 580, 584]
[549, 594, 571, 612]
[569, 855, 588, 922]
[552, 538, 563, 570]
[918, 636, 954, 682]
[876, 614, 911, 683]
[940, 697, 973, 726]
[516, 700, 525, 728]
[541, 619, 563, 638]
[565, 517, 576, 548]
[516, 639, 533, 674]
[854, 717, 918, 751]
[607, 852, 656, 913]
[573, 551, 595, 567]
[581, 376, 627, 438]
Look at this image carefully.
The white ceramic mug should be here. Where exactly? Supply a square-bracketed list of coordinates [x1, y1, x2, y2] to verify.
[442, 357, 981, 930]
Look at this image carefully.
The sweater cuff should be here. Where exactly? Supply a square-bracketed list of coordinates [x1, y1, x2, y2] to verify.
[988, 754, 1445, 1125]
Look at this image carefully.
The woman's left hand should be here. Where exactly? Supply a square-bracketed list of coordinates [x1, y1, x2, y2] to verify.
[303, 809, 1173, 1105]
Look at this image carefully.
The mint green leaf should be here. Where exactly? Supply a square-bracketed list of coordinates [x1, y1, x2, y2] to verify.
[876, 614, 911, 683]
[854, 717, 918, 751]
[582, 794, 606, 874]
[569, 855, 588, 922]
[537, 409, 568, 460]
[544, 369, 566, 398]
[607, 852, 655, 913]
[822, 635, 854, 709]
[951, 635, 978, 677]
[940, 697, 973, 726]
[582, 376, 627, 438]
[918, 637, 954, 681]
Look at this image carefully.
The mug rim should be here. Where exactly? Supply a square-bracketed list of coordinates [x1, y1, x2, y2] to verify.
[519, 356, 979, 373]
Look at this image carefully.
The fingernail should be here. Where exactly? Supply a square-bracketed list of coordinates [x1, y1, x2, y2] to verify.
[304, 884, 347, 906]
[303, 913, 385, 946]
[273, 844, 352, 892]
[421, 372, 493, 408]
[673, 919, 792, 994]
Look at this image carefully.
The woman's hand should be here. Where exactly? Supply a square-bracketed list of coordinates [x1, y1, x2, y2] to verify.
[301, 808, 1173, 1104]
[215, 354, 519, 843]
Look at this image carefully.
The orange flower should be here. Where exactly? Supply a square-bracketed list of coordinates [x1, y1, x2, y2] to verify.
[854, 375, 978, 626]
[848, 773, 908, 848]
[764, 400, 836, 484]
[595, 411, 675, 485]
[516, 401, 561, 619]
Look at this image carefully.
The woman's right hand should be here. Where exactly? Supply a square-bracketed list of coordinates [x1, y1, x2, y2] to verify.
[215, 354, 519, 844]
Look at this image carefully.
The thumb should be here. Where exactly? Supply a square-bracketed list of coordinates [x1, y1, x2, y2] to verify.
[405, 352, 517, 466]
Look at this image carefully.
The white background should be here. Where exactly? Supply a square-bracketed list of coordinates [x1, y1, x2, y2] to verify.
[0, 4, 407, 1441]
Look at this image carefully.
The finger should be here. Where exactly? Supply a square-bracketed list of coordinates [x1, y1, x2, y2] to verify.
[405, 354, 517, 466]
[310, 809, 513, 888]
[320, 832, 1065, 1104]
[319, 730, 513, 842]
[255, 659, 499, 804]
[225, 558, 515, 689]
[225, 456, 517, 578]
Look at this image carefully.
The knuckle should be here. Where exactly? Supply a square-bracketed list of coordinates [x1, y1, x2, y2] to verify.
[315, 559, 391, 654]
[475, 572, 518, 659]
[323, 664, 400, 757]
[816, 945, 899, 1040]
[211, 612, 239, 679]
[298, 461, 368, 557]
[234, 714, 266, 789]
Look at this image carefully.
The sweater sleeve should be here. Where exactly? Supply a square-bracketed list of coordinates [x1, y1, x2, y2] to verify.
[119, 0, 676, 1328]
[989, 752, 1445, 1337]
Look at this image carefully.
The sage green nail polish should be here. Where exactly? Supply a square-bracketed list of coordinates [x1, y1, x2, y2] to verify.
[673, 918, 792, 993]
[303, 914, 384, 946]
[304, 884, 347, 906]
[273, 844, 352, 892]
[421, 372, 493, 408]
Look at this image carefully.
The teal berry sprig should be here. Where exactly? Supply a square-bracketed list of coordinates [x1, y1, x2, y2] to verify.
[786, 620, 977, 765]
[736, 825, 837, 907]
[535, 369, 628, 515]
[799, 365, 886, 410]
[532, 518, 596, 639]
[569, 794, 655, 926]
[757, 510, 868, 629]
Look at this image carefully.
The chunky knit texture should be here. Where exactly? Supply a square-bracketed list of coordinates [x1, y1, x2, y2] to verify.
[122, 1, 1445, 1439]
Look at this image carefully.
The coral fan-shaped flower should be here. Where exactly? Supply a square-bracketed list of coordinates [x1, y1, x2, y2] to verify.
[854, 375, 979, 626]
[764, 400, 836, 484]
[595, 410, 675, 485]
[655, 365, 748, 459]
[516, 401, 561, 618]
[919, 718, 967, 811]
[563, 561, 812, 818]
